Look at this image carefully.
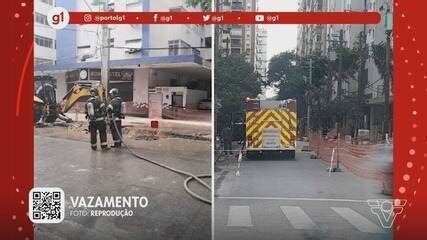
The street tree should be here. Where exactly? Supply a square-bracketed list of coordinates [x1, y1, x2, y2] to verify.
[267, 49, 361, 135]
[372, 41, 393, 88]
[215, 52, 262, 133]
[267, 51, 330, 133]
[372, 41, 393, 139]
[186, 0, 211, 11]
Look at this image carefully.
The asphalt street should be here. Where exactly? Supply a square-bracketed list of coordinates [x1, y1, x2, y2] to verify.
[35, 135, 211, 240]
[214, 145, 392, 240]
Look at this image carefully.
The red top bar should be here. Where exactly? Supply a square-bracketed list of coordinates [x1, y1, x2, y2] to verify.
[69, 12, 381, 25]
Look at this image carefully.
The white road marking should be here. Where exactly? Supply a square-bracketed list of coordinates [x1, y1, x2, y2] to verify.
[331, 207, 384, 233]
[217, 196, 368, 203]
[227, 206, 253, 227]
[280, 206, 317, 230]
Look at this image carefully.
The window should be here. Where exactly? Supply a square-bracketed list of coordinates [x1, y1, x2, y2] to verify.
[35, 35, 54, 49]
[126, 0, 141, 6]
[231, 39, 241, 47]
[125, 38, 142, 44]
[77, 45, 90, 49]
[35, 12, 48, 25]
[35, 57, 54, 65]
[170, 6, 186, 12]
[168, 40, 180, 56]
[40, 0, 54, 6]
[168, 40, 198, 56]
[180, 40, 192, 55]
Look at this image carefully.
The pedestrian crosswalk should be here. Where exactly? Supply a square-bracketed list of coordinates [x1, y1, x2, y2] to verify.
[226, 205, 385, 234]
[280, 206, 317, 230]
[227, 206, 253, 227]
[331, 207, 384, 233]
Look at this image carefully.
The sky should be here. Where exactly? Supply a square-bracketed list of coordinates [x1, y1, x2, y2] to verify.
[258, 0, 299, 61]
[258, 0, 300, 98]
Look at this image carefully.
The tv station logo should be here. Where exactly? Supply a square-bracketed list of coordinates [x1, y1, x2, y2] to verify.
[47, 7, 70, 29]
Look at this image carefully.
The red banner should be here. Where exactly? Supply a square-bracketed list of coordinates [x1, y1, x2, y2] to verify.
[69, 12, 381, 25]
[3, 0, 427, 239]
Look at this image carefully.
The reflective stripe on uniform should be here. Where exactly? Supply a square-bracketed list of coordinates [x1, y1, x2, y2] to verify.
[101, 142, 108, 146]
[91, 144, 97, 147]
[96, 117, 105, 121]
[113, 140, 121, 143]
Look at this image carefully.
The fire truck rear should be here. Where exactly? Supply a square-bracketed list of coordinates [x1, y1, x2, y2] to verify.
[245, 98, 297, 159]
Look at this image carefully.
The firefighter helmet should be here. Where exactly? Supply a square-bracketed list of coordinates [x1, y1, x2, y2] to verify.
[89, 87, 97, 96]
[109, 88, 119, 97]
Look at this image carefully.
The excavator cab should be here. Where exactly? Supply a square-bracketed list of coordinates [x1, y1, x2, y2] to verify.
[34, 77, 105, 125]
[34, 82, 61, 123]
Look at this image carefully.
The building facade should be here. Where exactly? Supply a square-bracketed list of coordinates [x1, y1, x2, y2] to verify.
[255, 26, 267, 80]
[35, 0, 212, 118]
[216, 0, 266, 77]
[297, 0, 393, 140]
[35, 0, 57, 65]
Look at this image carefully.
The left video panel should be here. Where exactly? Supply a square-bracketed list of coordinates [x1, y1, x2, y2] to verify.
[33, 0, 212, 239]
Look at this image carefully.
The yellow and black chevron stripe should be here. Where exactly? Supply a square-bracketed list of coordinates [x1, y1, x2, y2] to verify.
[246, 109, 297, 149]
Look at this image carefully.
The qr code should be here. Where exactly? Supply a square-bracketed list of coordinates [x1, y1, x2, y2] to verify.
[29, 187, 65, 223]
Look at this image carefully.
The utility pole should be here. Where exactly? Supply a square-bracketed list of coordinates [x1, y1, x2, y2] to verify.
[306, 58, 312, 137]
[326, 29, 345, 172]
[100, 1, 110, 101]
[357, 0, 368, 135]
[337, 29, 344, 136]
[384, 3, 393, 140]
[215, 0, 225, 55]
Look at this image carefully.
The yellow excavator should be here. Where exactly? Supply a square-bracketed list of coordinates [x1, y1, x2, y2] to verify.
[34, 81, 105, 124]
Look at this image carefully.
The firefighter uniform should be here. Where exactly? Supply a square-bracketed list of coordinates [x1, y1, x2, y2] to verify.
[85, 89, 109, 150]
[107, 88, 124, 148]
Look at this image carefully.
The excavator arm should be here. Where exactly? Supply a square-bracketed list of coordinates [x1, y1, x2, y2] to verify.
[61, 83, 105, 113]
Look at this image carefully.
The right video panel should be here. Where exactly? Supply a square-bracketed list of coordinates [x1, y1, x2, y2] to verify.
[214, 0, 394, 239]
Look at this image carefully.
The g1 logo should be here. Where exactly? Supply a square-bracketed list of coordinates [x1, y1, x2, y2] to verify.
[47, 7, 70, 29]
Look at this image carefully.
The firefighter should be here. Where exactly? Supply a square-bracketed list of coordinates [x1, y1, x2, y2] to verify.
[85, 88, 109, 150]
[107, 88, 124, 148]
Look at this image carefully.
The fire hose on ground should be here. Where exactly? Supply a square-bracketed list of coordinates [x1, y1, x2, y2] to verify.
[110, 117, 212, 205]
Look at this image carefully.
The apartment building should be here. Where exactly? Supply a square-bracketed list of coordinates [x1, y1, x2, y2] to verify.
[35, 0, 56, 65]
[297, 0, 393, 140]
[216, 0, 266, 77]
[296, 0, 327, 57]
[35, 0, 212, 117]
[255, 26, 267, 80]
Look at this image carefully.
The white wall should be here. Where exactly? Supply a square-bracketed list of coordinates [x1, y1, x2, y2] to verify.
[74, 0, 209, 61]
[35, 0, 56, 62]
[53, 72, 67, 103]
[133, 68, 149, 104]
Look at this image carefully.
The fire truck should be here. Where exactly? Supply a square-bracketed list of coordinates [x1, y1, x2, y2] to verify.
[245, 98, 297, 159]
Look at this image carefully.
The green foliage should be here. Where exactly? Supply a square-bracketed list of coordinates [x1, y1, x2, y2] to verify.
[215, 52, 262, 129]
[186, 0, 211, 11]
[372, 42, 393, 82]
[266, 47, 363, 133]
